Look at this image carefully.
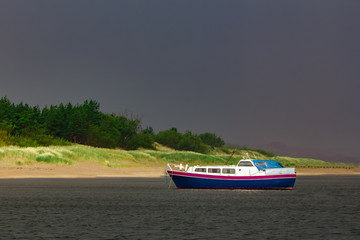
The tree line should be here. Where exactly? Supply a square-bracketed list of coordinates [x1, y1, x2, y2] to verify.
[0, 97, 225, 153]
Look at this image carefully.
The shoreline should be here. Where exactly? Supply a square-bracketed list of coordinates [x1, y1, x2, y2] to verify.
[295, 167, 360, 176]
[0, 162, 359, 179]
[0, 162, 166, 179]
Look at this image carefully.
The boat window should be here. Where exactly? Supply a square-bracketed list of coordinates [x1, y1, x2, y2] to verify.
[238, 161, 253, 167]
[222, 168, 235, 174]
[208, 168, 221, 173]
[194, 168, 206, 172]
[257, 162, 266, 166]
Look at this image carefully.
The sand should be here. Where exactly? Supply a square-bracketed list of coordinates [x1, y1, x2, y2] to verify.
[295, 167, 360, 176]
[0, 162, 166, 179]
[0, 162, 359, 179]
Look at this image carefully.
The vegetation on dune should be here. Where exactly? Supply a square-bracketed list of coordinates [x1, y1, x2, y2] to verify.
[155, 128, 223, 153]
[271, 156, 355, 169]
[0, 144, 355, 169]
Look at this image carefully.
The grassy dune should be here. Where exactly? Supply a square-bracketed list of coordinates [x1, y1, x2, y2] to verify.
[0, 144, 355, 169]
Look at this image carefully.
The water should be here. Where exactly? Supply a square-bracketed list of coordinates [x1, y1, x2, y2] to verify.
[0, 176, 359, 239]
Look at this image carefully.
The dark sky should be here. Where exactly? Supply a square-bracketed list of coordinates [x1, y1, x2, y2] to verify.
[1, 1, 359, 163]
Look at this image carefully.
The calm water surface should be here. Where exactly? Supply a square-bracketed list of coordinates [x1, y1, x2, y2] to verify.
[0, 176, 359, 239]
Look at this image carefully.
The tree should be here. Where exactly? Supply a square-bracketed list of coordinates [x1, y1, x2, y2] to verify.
[85, 113, 142, 149]
[0, 97, 15, 123]
[127, 132, 155, 150]
[142, 126, 155, 135]
[176, 131, 209, 153]
[115, 115, 141, 149]
[0, 120, 15, 146]
[199, 132, 225, 148]
[42, 104, 71, 139]
[155, 128, 182, 149]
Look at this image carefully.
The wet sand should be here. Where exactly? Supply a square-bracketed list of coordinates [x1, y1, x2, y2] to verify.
[0, 162, 359, 178]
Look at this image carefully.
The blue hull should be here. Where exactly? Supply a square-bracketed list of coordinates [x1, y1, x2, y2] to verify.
[169, 173, 296, 190]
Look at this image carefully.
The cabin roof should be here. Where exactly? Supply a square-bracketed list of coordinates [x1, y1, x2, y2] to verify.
[251, 160, 284, 170]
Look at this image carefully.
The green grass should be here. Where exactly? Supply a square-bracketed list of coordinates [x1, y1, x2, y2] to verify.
[270, 156, 355, 169]
[0, 144, 356, 169]
[36, 156, 72, 164]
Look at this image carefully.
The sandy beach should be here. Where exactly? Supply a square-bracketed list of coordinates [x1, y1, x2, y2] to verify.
[0, 162, 166, 179]
[0, 162, 359, 179]
[295, 167, 360, 176]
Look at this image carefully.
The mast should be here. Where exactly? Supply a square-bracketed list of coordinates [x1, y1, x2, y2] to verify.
[225, 150, 236, 165]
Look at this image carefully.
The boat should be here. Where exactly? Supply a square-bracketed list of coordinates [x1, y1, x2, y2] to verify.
[166, 159, 296, 190]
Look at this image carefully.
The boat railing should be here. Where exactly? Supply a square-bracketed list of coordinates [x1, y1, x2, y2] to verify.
[167, 163, 173, 171]
[167, 163, 188, 171]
